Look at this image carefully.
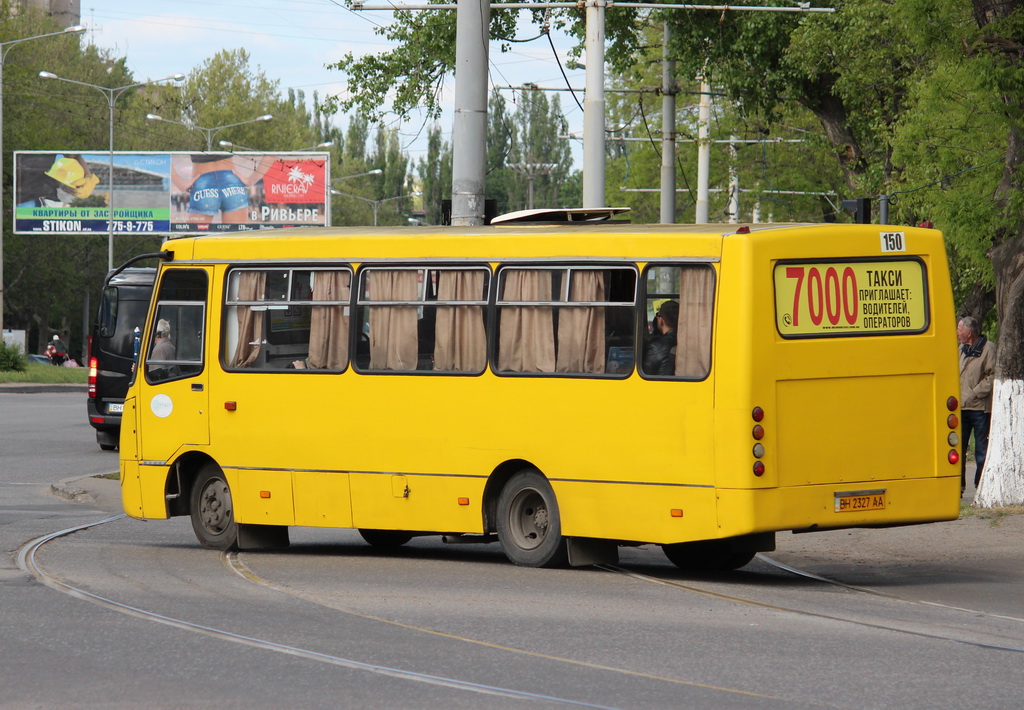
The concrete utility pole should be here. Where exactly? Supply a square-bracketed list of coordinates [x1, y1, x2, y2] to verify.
[582, 0, 606, 209]
[450, 0, 489, 226]
[660, 21, 676, 224]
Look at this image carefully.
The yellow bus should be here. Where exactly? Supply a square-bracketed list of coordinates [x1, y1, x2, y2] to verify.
[119, 213, 963, 569]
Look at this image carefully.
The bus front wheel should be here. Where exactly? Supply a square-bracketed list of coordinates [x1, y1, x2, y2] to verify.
[190, 464, 239, 551]
[496, 470, 568, 568]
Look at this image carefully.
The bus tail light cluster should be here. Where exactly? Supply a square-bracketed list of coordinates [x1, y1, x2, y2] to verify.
[87, 356, 98, 398]
[752, 406, 766, 476]
[946, 396, 959, 465]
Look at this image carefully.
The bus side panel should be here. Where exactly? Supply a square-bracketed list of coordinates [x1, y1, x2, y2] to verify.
[294, 472, 353, 528]
[554, 481, 719, 544]
[227, 469, 296, 526]
[349, 473, 486, 533]
[119, 396, 147, 519]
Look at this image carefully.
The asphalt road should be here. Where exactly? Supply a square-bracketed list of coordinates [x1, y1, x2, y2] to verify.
[2, 391, 1022, 709]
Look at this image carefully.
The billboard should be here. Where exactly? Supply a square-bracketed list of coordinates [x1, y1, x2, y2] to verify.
[14, 151, 331, 235]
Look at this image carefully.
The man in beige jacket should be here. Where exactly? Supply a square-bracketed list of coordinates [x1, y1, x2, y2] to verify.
[957, 316, 995, 491]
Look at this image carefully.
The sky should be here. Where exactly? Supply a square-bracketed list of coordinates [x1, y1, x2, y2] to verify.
[87, 0, 589, 168]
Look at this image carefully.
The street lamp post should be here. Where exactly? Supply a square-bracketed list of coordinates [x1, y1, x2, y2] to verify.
[0, 25, 85, 332]
[331, 187, 419, 227]
[40, 71, 184, 272]
[146, 113, 273, 151]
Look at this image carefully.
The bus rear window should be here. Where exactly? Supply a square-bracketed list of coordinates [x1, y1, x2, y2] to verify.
[773, 258, 929, 338]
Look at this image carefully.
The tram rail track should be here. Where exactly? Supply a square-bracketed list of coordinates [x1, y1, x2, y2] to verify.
[19, 514, 1021, 710]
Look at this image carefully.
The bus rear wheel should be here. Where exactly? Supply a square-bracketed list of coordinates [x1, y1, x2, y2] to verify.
[496, 470, 568, 568]
[358, 529, 414, 549]
[190, 464, 238, 551]
[661, 540, 755, 571]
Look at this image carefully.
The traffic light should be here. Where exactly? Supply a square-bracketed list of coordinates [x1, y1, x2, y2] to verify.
[842, 197, 871, 224]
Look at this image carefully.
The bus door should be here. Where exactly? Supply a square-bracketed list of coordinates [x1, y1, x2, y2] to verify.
[137, 268, 211, 462]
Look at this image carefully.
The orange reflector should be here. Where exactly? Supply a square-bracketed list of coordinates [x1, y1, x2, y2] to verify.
[947, 413, 958, 429]
[260, 491, 271, 499]
[224, 401, 237, 411]
[752, 424, 764, 440]
[457, 497, 470, 506]
[948, 450, 959, 465]
[670, 509, 684, 518]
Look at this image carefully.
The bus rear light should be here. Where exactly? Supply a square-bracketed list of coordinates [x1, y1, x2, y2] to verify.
[946, 396, 958, 411]
[948, 432, 959, 447]
[947, 414, 958, 429]
[753, 461, 765, 476]
[948, 450, 960, 465]
[752, 424, 764, 440]
[752, 406, 764, 422]
[87, 356, 98, 398]
[752, 443, 765, 458]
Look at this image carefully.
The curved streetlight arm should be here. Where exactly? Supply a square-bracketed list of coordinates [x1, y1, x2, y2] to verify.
[332, 169, 383, 182]
[1, 25, 84, 60]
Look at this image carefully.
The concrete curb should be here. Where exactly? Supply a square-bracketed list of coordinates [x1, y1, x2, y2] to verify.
[0, 383, 87, 394]
[50, 473, 118, 506]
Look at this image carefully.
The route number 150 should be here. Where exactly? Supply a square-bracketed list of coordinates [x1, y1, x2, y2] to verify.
[880, 232, 905, 253]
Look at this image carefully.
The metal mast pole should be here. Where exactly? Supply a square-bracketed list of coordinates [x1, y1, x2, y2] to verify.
[695, 80, 711, 223]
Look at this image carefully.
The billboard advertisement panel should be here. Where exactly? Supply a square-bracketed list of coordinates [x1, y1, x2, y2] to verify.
[14, 151, 331, 235]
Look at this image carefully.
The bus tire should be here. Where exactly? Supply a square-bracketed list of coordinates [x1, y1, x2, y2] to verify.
[496, 469, 568, 568]
[358, 529, 414, 549]
[661, 540, 755, 571]
[190, 463, 239, 551]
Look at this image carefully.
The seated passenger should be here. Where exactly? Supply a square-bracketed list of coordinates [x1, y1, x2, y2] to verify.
[643, 300, 678, 376]
[148, 319, 176, 379]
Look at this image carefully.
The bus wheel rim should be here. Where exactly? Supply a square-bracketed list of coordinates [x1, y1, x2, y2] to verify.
[199, 478, 232, 535]
[508, 488, 548, 550]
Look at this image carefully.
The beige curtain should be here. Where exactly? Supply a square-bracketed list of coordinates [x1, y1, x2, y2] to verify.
[231, 271, 266, 368]
[369, 270, 418, 370]
[556, 270, 606, 374]
[307, 270, 351, 369]
[675, 267, 714, 377]
[434, 271, 486, 371]
[498, 270, 555, 372]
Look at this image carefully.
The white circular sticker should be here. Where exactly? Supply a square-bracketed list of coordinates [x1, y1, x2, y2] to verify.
[150, 394, 173, 418]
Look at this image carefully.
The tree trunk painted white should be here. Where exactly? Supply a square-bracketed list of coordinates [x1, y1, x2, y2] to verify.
[974, 378, 1024, 507]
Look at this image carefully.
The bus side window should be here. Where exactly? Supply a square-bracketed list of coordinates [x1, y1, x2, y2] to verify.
[145, 269, 208, 384]
[640, 264, 714, 379]
[355, 266, 489, 374]
[496, 266, 636, 377]
[222, 268, 351, 372]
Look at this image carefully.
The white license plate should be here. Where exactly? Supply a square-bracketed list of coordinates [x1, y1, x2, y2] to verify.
[107, 403, 123, 414]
